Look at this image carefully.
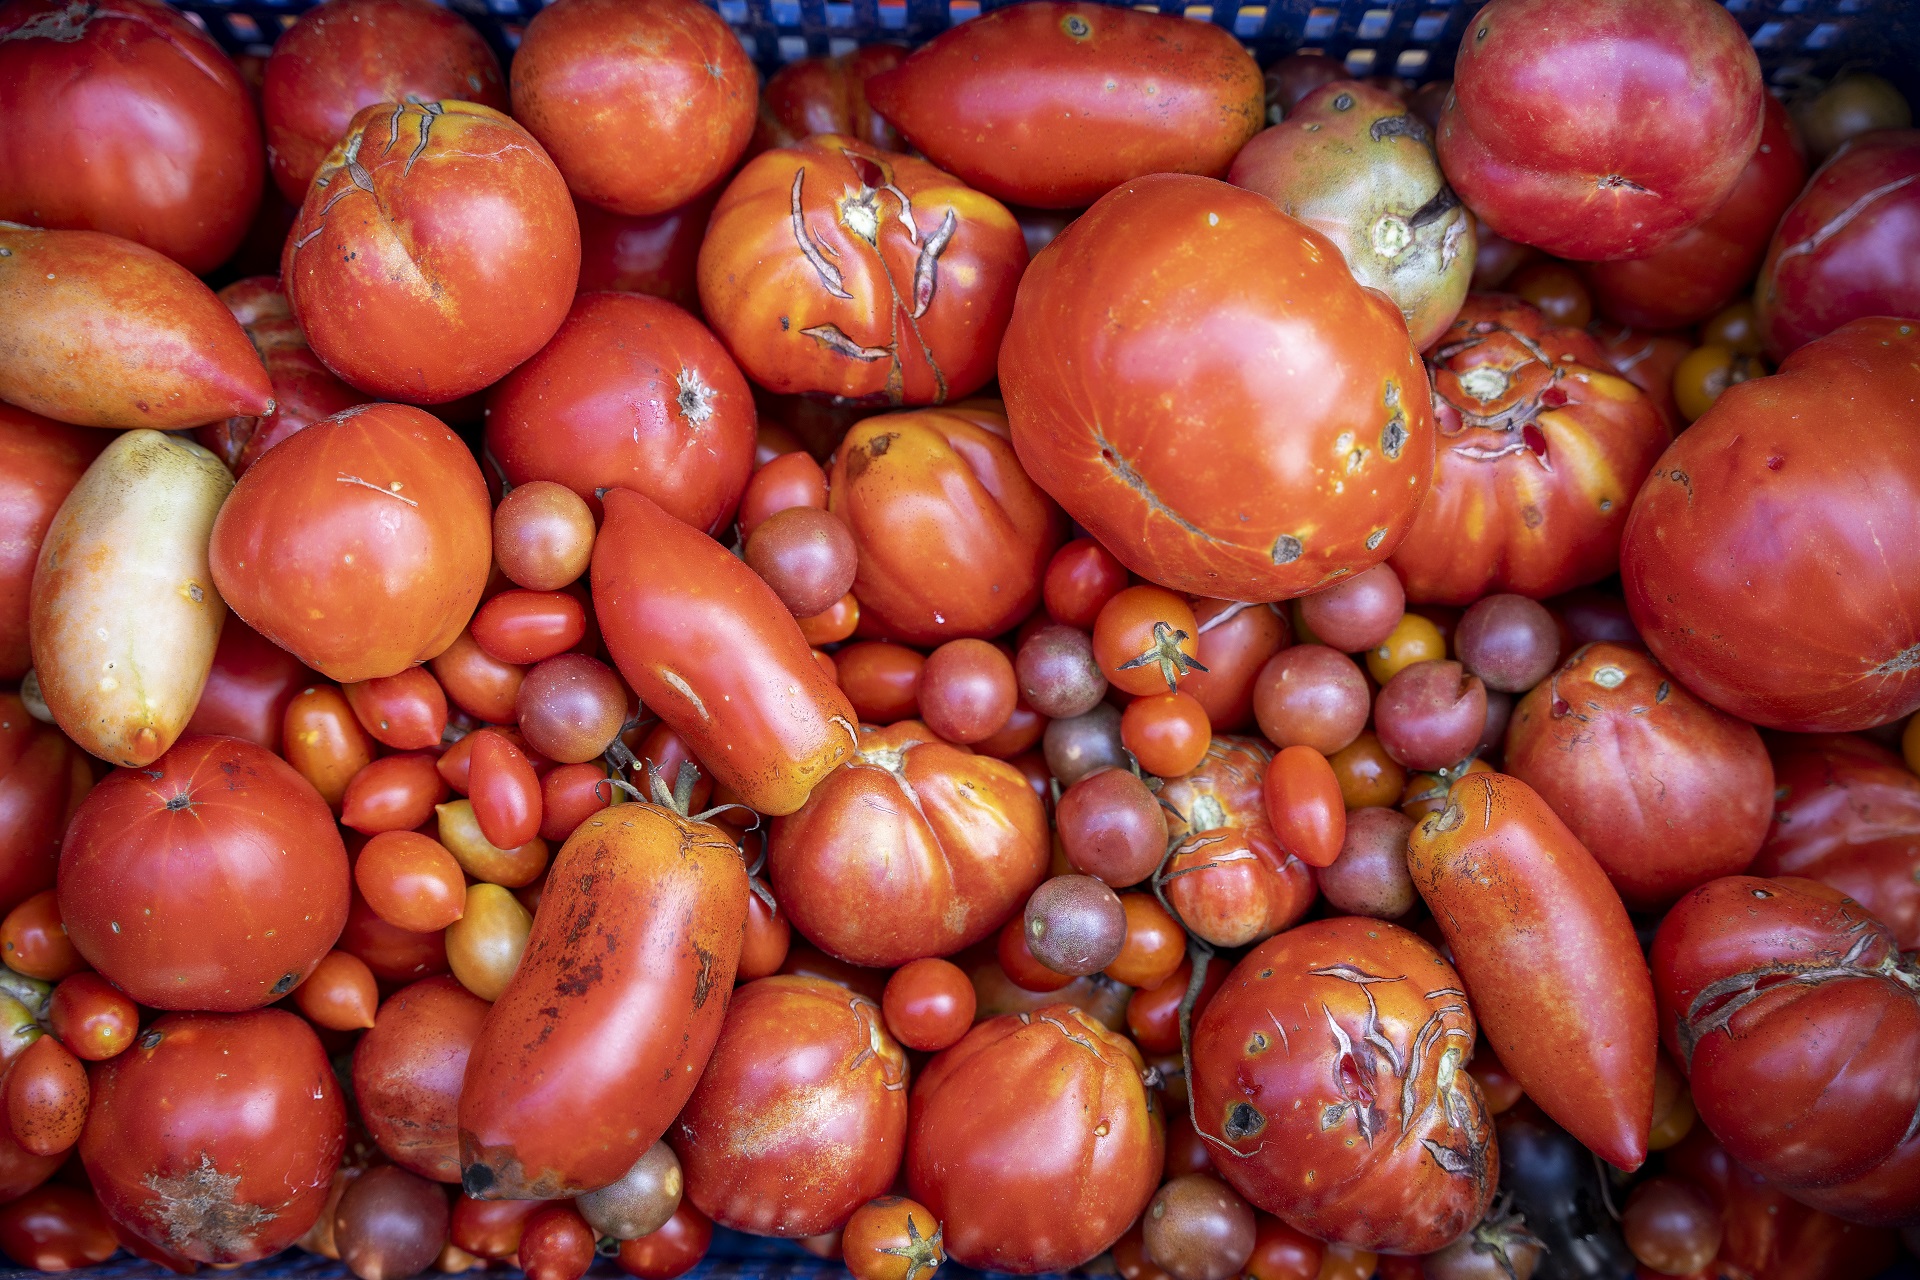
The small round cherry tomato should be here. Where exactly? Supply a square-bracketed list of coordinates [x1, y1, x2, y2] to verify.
[518, 1203, 596, 1280]
[333, 1163, 450, 1280]
[797, 593, 860, 645]
[1298, 564, 1405, 655]
[539, 762, 613, 844]
[1253, 645, 1370, 755]
[738, 880, 791, 982]
[994, 914, 1074, 994]
[431, 630, 526, 724]
[737, 451, 828, 542]
[1672, 343, 1765, 423]
[436, 800, 549, 888]
[341, 752, 451, 835]
[1328, 731, 1406, 810]
[0, 892, 83, 982]
[843, 1196, 945, 1280]
[1126, 956, 1225, 1056]
[446, 883, 531, 1002]
[467, 729, 543, 850]
[0, 1184, 117, 1271]
[744, 506, 858, 619]
[1465, 1044, 1524, 1115]
[1095, 586, 1205, 696]
[1057, 767, 1167, 888]
[494, 481, 596, 592]
[517, 653, 628, 765]
[836, 642, 925, 725]
[1366, 612, 1445, 684]
[356, 832, 467, 934]
[451, 1196, 541, 1261]
[1121, 690, 1212, 778]
[284, 683, 378, 809]
[48, 973, 135, 1062]
[1104, 894, 1185, 991]
[881, 957, 976, 1052]
[615, 1202, 713, 1280]
[472, 590, 589, 666]
[919, 639, 1017, 745]
[293, 949, 379, 1032]
[1185, 600, 1289, 733]
[1045, 537, 1130, 630]
[5, 1033, 86, 1156]
[344, 667, 449, 750]
[1245, 1213, 1323, 1280]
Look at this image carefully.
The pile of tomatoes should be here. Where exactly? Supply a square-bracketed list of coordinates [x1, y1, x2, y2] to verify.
[0, 0, 1917, 1275]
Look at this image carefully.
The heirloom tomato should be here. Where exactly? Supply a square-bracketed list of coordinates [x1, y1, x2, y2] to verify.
[1160, 735, 1273, 841]
[0, 408, 102, 682]
[354, 976, 489, 1183]
[1587, 322, 1688, 432]
[183, 620, 318, 761]
[1001, 174, 1433, 601]
[1162, 824, 1316, 949]
[754, 46, 907, 154]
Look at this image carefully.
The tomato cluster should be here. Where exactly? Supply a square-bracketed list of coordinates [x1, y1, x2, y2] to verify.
[0, 0, 1917, 1275]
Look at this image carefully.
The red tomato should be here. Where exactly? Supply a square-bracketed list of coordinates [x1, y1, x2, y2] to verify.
[841, 1196, 945, 1280]
[1122, 692, 1212, 779]
[5, 1034, 86, 1156]
[355, 831, 466, 934]
[0, 408, 104, 681]
[1184, 601, 1290, 734]
[353, 976, 488, 1184]
[752, 45, 907, 155]
[291, 949, 378, 1032]
[80, 1009, 347, 1264]
[881, 957, 975, 1052]
[1159, 735, 1275, 844]
[738, 451, 830, 543]
[1044, 538, 1131, 631]
[1094, 586, 1205, 697]
[341, 752, 450, 836]
[799, 593, 860, 646]
[835, 642, 925, 725]
[433, 630, 527, 725]
[467, 730, 543, 851]
[518, 1203, 595, 1280]
[284, 683, 378, 809]
[1263, 745, 1345, 869]
[615, 1202, 712, 1280]
[538, 763, 612, 844]
[1622, 319, 1920, 732]
[0, 693, 88, 917]
[866, 3, 1262, 208]
[0, 1185, 117, 1272]
[339, 885, 451, 984]
[344, 668, 449, 751]
[1162, 825, 1315, 949]
[994, 913, 1075, 994]
[1587, 322, 1689, 432]
[1001, 174, 1434, 601]
[1104, 894, 1184, 991]
[59, 735, 350, 1012]
[0, 891, 82, 982]
[471, 591, 588, 667]
[48, 973, 137, 1062]
[575, 193, 716, 311]
[452, 1195, 540, 1261]
[185, 617, 317, 753]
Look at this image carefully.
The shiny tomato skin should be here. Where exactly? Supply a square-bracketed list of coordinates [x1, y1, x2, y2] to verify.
[1001, 174, 1434, 602]
[753, 45, 907, 155]
[1185, 601, 1289, 733]
[485, 292, 755, 535]
[1163, 825, 1315, 949]
[340, 885, 451, 985]
[907, 1003, 1162, 1273]
[1392, 295, 1669, 605]
[471, 591, 587, 667]
[1263, 745, 1345, 869]
[0, 0, 263, 273]
[1190, 918, 1497, 1254]
[1588, 323, 1688, 432]
[185, 617, 317, 753]
[354, 976, 489, 1183]
[615, 1202, 711, 1280]
[344, 667, 448, 751]
[698, 136, 1027, 407]
[0, 408, 104, 681]
[58, 735, 350, 1012]
[0, 1185, 118, 1271]
[1160, 734, 1274, 844]
[433, 630, 526, 725]
[48, 973, 137, 1062]
[865, 2, 1263, 209]
[80, 1009, 347, 1264]
[283, 683, 377, 809]
[211, 403, 492, 685]
[835, 642, 924, 725]
[1621, 318, 1920, 732]
[1436, 0, 1763, 261]
[1044, 538, 1130, 630]
[575, 194, 713, 311]
[0, 696, 87, 918]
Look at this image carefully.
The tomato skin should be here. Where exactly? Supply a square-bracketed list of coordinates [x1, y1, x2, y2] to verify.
[1191, 918, 1496, 1254]
[1160, 735, 1274, 843]
[343, 669, 448, 753]
[5, 1034, 86, 1156]
[0, 0, 262, 274]
[59, 735, 350, 1012]
[835, 642, 925, 725]
[882, 957, 975, 1052]
[1588, 323, 1689, 432]
[284, 684, 378, 809]
[0, 891, 83, 981]
[1391, 296, 1669, 605]
[433, 630, 526, 725]
[1163, 826, 1315, 949]
[1622, 319, 1920, 732]
[770, 721, 1048, 968]
[739, 452, 829, 544]
[0, 696, 87, 918]
[185, 617, 317, 753]
[0, 408, 104, 681]
[0, 1184, 118, 1272]
[452, 1195, 539, 1260]
[698, 136, 1027, 406]
[48, 973, 137, 1062]
[211, 403, 493, 684]
[1002, 174, 1434, 601]
[458, 801, 748, 1199]
[615, 1202, 712, 1280]
[354, 830, 466, 933]
[753, 45, 907, 155]
[1504, 643, 1773, 910]
[339, 885, 451, 984]
[80, 1009, 347, 1264]
[592, 486, 858, 817]
[1045, 538, 1131, 631]
[575, 194, 716, 311]
[341, 752, 451, 836]
[1407, 772, 1656, 1172]
[907, 1003, 1163, 1272]
[466, 730, 543, 851]
[355, 977, 489, 1184]
[1262, 745, 1345, 869]
[1184, 601, 1289, 733]
[865, 3, 1263, 209]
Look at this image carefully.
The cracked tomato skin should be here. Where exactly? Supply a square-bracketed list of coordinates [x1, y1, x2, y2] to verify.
[283, 99, 579, 405]
[485, 292, 755, 535]
[1652, 876, 1920, 1227]
[457, 800, 747, 1201]
[1189, 916, 1498, 1254]
[1621, 318, 1920, 732]
[1436, 0, 1763, 262]
[80, 1009, 347, 1265]
[1391, 296, 1669, 605]
[907, 1003, 1162, 1273]
[1001, 174, 1435, 602]
[697, 135, 1027, 407]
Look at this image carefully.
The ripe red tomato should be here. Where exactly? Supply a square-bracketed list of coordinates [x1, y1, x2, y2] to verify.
[185, 618, 317, 754]
[1587, 323, 1688, 432]
[865, 2, 1263, 208]
[1122, 691, 1211, 779]
[1162, 824, 1315, 949]
[0, 407, 103, 681]
[1622, 318, 1920, 732]
[1001, 174, 1433, 601]
[1391, 296, 1669, 604]
[80, 1009, 347, 1264]
[48, 973, 138, 1063]
[1189, 917, 1497, 1254]
[575, 193, 717, 312]
[59, 735, 350, 1012]
[354, 976, 488, 1184]
[354, 830, 466, 933]
[0, 693, 88, 918]
[344, 668, 448, 752]
[283, 683, 377, 809]
[339, 885, 450, 985]
[1159, 735, 1274, 843]
[1184, 601, 1290, 734]
[6, 1033, 87, 1156]
[615, 1202, 711, 1280]
[753, 45, 908, 155]
[1263, 745, 1345, 869]
[0, 1185, 118, 1272]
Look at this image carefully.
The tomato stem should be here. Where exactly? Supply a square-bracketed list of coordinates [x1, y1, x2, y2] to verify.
[1115, 621, 1208, 693]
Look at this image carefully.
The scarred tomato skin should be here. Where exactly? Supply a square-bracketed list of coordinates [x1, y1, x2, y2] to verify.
[1001, 174, 1434, 602]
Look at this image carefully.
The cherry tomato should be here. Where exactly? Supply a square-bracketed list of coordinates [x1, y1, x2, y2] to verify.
[451, 1196, 541, 1261]
[738, 451, 829, 543]
[492, 481, 596, 594]
[283, 683, 378, 810]
[1045, 538, 1131, 630]
[4, 1033, 85, 1156]
[1184, 600, 1289, 733]
[882, 957, 976, 1052]
[1328, 732, 1406, 810]
[798, 593, 861, 646]
[1245, 1214, 1324, 1280]
[355, 832, 466, 935]
[0, 1184, 118, 1272]
[1104, 894, 1185, 991]
[466, 730, 543, 851]
[1262, 745, 1345, 869]
[919, 639, 1017, 745]
[995, 913, 1075, 994]
[1588, 322, 1689, 432]
[738, 879, 791, 983]
[48, 973, 135, 1062]
[842, 1195, 945, 1280]
[518, 1203, 596, 1280]
[432, 630, 527, 725]
[0, 892, 80, 984]
[341, 752, 451, 836]
[615, 1202, 712, 1280]
[333, 1163, 451, 1280]
[445, 883, 532, 1003]
[1124, 956, 1226, 1056]
[1095, 587, 1206, 697]
[752, 45, 908, 154]
[344, 668, 449, 751]
[1254, 646, 1370, 756]
[1122, 691, 1212, 779]
[292, 949, 378, 1032]
[835, 643, 925, 725]
[340, 886, 450, 985]
[1671, 343, 1765, 423]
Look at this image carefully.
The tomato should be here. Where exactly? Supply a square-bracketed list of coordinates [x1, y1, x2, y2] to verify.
[185, 617, 317, 753]
[339, 885, 450, 985]
[799, 595, 860, 646]
[261, 0, 506, 203]
[1185, 601, 1289, 734]
[907, 1004, 1162, 1272]
[0, 695, 87, 918]
[48, 973, 136, 1062]
[1583, 96, 1806, 330]
[1263, 745, 1345, 869]
[0, 891, 83, 982]
[353, 976, 489, 1184]
[1435, 0, 1762, 261]
[0, 1185, 118, 1272]
[291, 948, 377, 1032]
[342, 669, 447, 753]
[1229, 81, 1473, 351]
[81, 1009, 347, 1264]
[1190, 917, 1497, 1254]
[615, 1202, 712, 1280]
[433, 630, 527, 725]
[486, 292, 755, 535]
[341, 752, 451, 835]
[1622, 319, 1920, 732]
[1390, 296, 1669, 604]
[445, 881, 533, 1001]
[1756, 130, 1920, 360]
[882, 958, 975, 1052]
[1244, 1215, 1324, 1280]
[59, 735, 349, 1011]
[842, 1195, 944, 1280]
[0, 409, 103, 681]
[770, 721, 1047, 967]
[1104, 894, 1185, 991]
[698, 136, 1026, 406]
[0, 0, 262, 273]
[738, 877, 791, 983]
[452, 1195, 540, 1260]
[1329, 733, 1406, 811]
[284, 683, 378, 809]
[355, 831, 466, 934]
[739, 452, 829, 544]
[1407, 772, 1657, 1171]
[1494, 1104, 1635, 1279]
[592, 486, 858, 817]
[575, 193, 717, 312]
[753, 45, 905, 152]
[865, 3, 1263, 208]
[466, 730, 543, 851]
[1001, 175, 1434, 601]
[1162, 825, 1314, 949]
[836, 643, 925, 725]
[211, 403, 492, 684]
[1045, 538, 1131, 630]
[1588, 322, 1689, 432]
[1159, 735, 1272, 840]
[516, 1203, 594, 1280]
[1122, 692, 1212, 779]
[540, 763, 613, 844]
[283, 100, 578, 404]
[5, 1033, 86, 1156]
[1504, 642, 1773, 909]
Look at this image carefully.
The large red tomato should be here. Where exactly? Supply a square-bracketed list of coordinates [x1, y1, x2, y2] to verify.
[0, 0, 263, 273]
[58, 735, 350, 1012]
[80, 1009, 346, 1264]
[0, 693, 88, 919]
[353, 976, 488, 1184]
[210, 403, 492, 684]
[1390, 296, 1669, 604]
[1436, 0, 1763, 261]
[1622, 318, 1920, 732]
[0, 407, 104, 680]
[1002, 174, 1434, 602]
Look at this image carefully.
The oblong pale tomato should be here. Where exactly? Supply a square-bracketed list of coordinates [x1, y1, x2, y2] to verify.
[0, 407, 104, 682]
[1001, 174, 1434, 602]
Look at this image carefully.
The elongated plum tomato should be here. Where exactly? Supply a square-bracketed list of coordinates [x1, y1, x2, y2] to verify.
[283, 100, 579, 404]
[1390, 295, 1668, 605]
[1435, 0, 1763, 261]
[210, 403, 492, 685]
[864, 2, 1263, 209]
[697, 135, 1026, 407]
[58, 735, 350, 1012]
[1190, 918, 1496, 1254]
[0, 408, 103, 682]
[591, 486, 857, 817]
[1621, 318, 1920, 732]
[1000, 174, 1433, 602]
